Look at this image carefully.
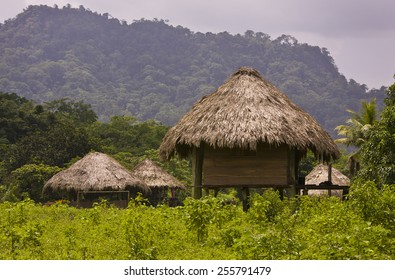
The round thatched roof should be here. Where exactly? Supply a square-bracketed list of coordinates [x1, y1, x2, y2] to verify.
[305, 164, 350, 186]
[130, 159, 186, 189]
[43, 152, 149, 192]
[159, 66, 340, 161]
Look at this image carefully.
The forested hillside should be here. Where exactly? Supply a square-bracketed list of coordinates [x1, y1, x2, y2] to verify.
[0, 4, 387, 134]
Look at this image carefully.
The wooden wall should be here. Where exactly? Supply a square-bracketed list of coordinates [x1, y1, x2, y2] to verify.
[203, 143, 292, 186]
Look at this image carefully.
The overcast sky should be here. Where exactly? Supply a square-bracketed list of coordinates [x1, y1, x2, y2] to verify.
[1, 0, 394, 89]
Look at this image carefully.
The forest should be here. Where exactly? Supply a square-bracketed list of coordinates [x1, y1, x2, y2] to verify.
[1, 4, 395, 260]
[0, 4, 387, 135]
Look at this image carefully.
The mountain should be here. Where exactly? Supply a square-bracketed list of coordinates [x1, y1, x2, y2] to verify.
[0, 4, 387, 136]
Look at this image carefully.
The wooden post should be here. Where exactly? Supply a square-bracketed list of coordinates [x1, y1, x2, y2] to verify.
[77, 191, 80, 207]
[275, 187, 285, 200]
[242, 187, 250, 212]
[287, 149, 297, 197]
[213, 189, 219, 197]
[192, 146, 204, 199]
[328, 163, 332, 196]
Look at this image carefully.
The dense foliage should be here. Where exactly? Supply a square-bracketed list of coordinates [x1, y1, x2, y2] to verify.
[358, 79, 395, 184]
[0, 5, 386, 134]
[0, 92, 190, 202]
[1, 183, 395, 260]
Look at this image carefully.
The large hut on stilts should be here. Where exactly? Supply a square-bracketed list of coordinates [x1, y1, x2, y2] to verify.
[159, 67, 340, 209]
[130, 159, 186, 206]
[43, 152, 149, 207]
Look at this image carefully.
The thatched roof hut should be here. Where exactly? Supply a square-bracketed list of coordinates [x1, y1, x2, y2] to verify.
[159, 67, 340, 200]
[159, 67, 339, 161]
[43, 152, 149, 193]
[130, 159, 186, 189]
[305, 164, 350, 198]
[306, 164, 350, 186]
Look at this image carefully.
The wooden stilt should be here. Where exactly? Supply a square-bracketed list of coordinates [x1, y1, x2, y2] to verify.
[328, 163, 332, 196]
[77, 191, 81, 207]
[214, 189, 219, 197]
[242, 187, 250, 212]
[192, 146, 204, 199]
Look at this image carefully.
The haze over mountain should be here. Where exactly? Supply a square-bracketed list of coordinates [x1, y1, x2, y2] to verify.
[0, 5, 387, 136]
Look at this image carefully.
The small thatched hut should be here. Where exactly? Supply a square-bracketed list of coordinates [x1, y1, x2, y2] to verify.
[43, 152, 149, 207]
[304, 164, 350, 198]
[130, 159, 186, 206]
[159, 67, 339, 201]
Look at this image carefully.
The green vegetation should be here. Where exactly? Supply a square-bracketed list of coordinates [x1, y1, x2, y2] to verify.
[358, 80, 395, 185]
[1, 184, 395, 260]
[334, 98, 378, 176]
[0, 92, 187, 202]
[335, 98, 378, 149]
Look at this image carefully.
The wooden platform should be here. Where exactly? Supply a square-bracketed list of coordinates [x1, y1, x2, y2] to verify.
[295, 184, 350, 199]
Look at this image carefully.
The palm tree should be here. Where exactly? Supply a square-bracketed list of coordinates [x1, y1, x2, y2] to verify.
[335, 98, 378, 176]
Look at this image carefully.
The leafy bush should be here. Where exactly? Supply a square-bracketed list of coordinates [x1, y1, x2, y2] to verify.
[348, 180, 395, 234]
[1, 188, 395, 260]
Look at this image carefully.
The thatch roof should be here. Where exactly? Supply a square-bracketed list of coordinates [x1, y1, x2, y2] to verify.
[43, 152, 149, 193]
[130, 159, 186, 189]
[305, 164, 350, 186]
[159, 67, 340, 161]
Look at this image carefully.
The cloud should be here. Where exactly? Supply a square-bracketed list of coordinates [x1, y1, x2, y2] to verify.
[173, 0, 395, 38]
[7, 0, 393, 39]
[0, 0, 393, 88]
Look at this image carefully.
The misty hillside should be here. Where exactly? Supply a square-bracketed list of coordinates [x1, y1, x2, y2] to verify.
[0, 4, 387, 135]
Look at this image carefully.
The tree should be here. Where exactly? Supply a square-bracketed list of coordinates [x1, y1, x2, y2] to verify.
[0, 92, 39, 143]
[90, 116, 168, 155]
[44, 98, 97, 124]
[6, 118, 94, 169]
[358, 78, 395, 184]
[335, 98, 378, 148]
[334, 98, 378, 176]
[1, 97, 97, 171]
[5, 164, 62, 202]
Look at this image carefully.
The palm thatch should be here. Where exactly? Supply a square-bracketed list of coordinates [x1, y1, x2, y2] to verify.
[130, 159, 186, 189]
[305, 164, 350, 198]
[159, 67, 339, 161]
[43, 152, 149, 193]
[305, 164, 350, 186]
